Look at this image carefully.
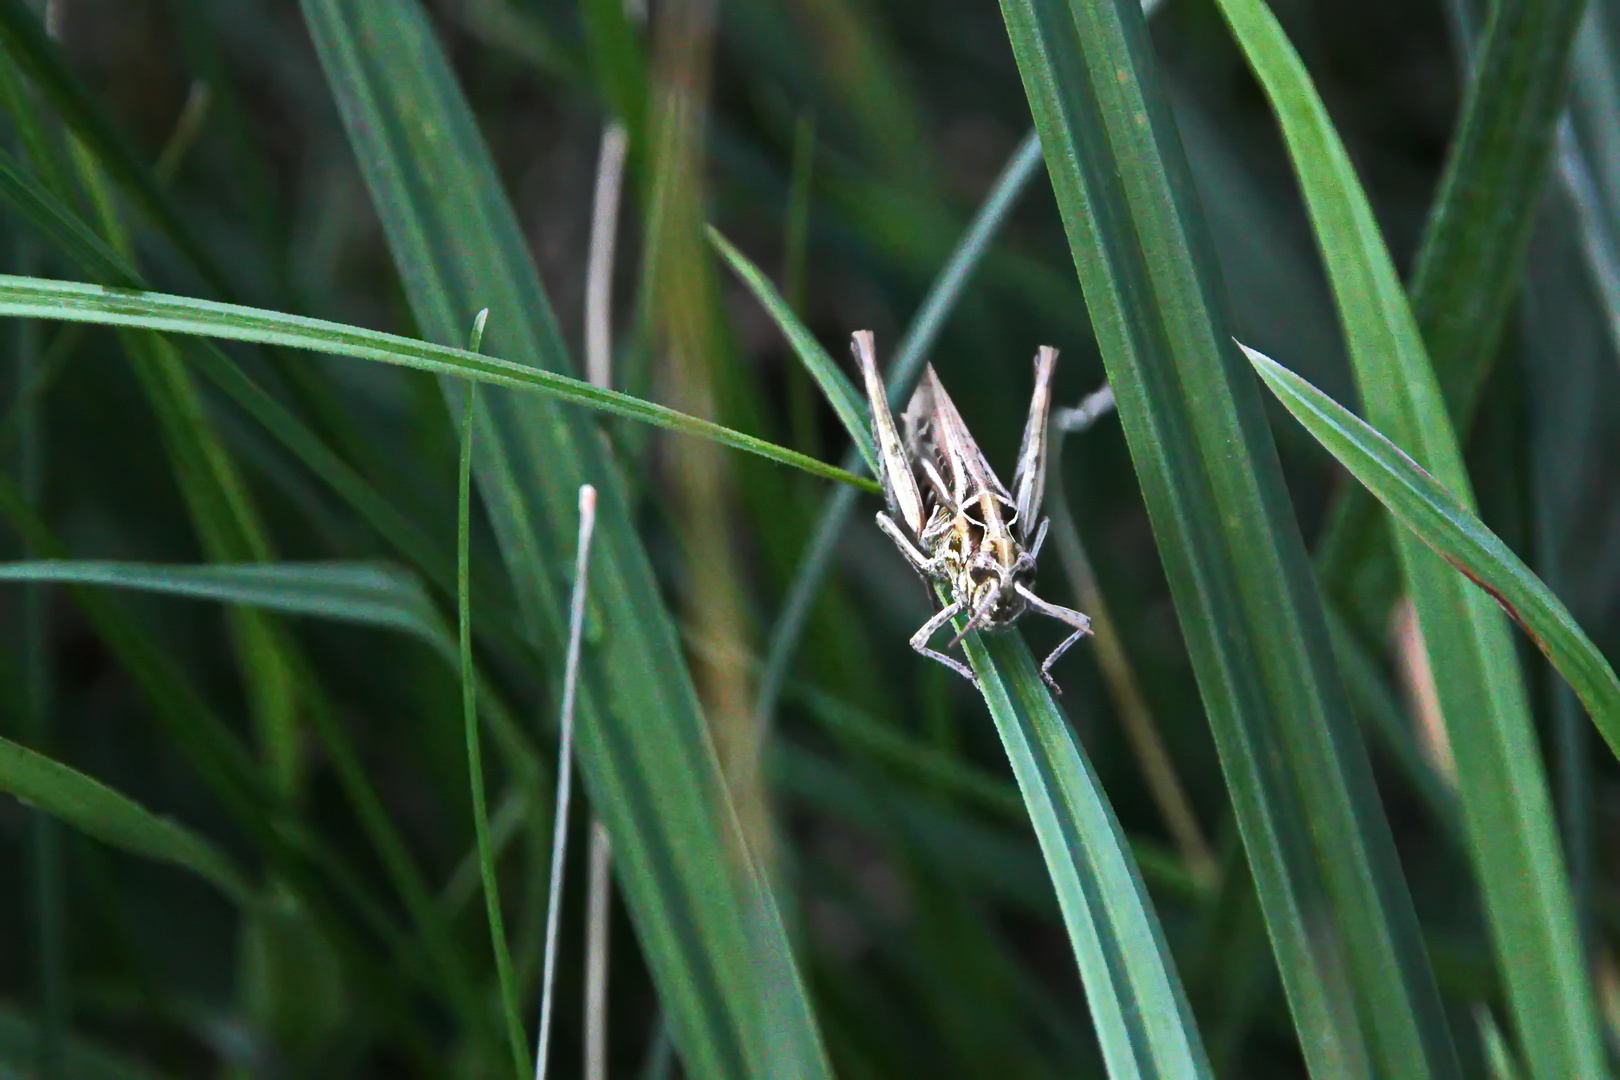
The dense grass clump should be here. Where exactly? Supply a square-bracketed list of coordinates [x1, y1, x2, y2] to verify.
[1, 1, 1618, 1078]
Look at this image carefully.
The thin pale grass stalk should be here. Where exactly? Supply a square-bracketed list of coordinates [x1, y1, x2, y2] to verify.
[584, 821, 612, 1080]
[581, 112, 626, 1080]
[1048, 385, 1215, 885]
[535, 483, 599, 1080]
[460, 311, 530, 1080]
[754, 127, 1044, 724]
[586, 123, 628, 391]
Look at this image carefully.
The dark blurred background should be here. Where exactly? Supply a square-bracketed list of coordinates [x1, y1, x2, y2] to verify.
[2, 0, 1618, 1076]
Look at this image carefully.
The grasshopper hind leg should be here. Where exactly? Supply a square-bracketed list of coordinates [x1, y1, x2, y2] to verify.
[910, 599, 977, 684]
[1014, 582, 1092, 695]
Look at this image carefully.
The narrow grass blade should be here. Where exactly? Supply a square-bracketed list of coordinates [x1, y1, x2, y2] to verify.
[1214, 4, 1603, 1075]
[709, 227, 879, 475]
[460, 362, 530, 1079]
[0, 560, 449, 650]
[999, 0, 1456, 1076]
[1245, 344, 1620, 760]
[0, 274, 872, 492]
[0, 734, 255, 905]
[297, 1, 835, 1075]
[962, 630, 1213, 1080]
[0, 146, 513, 657]
[1314, 0, 1588, 638]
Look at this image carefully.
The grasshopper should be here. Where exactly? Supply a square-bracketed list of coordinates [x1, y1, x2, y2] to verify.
[853, 330, 1092, 693]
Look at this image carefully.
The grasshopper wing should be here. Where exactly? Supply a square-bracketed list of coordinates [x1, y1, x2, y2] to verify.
[852, 331, 926, 536]
[1011, 346, 1058, 543]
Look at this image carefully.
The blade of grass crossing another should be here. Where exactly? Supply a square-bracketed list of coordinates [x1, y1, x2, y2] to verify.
[1212, 4, 1604, 1077]
[997, 1, 1458, 1077]
[708, 227, 878, 475]
[1314, 0, 1589, 641]
[297, 1, 834, 1076]
[1243, 345, 1620, 766]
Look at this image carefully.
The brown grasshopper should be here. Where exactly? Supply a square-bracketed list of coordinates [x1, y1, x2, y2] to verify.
[853, 330, 1092, 693]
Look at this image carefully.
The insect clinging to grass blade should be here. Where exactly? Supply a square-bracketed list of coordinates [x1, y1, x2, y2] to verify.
[853, 330, 1092, 693]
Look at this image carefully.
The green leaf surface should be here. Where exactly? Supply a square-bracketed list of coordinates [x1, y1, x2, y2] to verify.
[1314, 0, 1588, 638]
[1245, 344, 1620, 764]
[0, 733, 255, 905]
[999, 0, 1455, 1077]
[295, 1, 835, 1077]
[963, 628, 1212, 1080]
[0, 274, 873, 492]
[1213, 2, 1603, 1076]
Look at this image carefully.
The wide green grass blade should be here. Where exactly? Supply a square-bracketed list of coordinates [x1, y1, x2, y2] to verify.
[1313, 0, 1587, 640]
[0, 734, 256, 905]
[1213, 3, 1603, 1076]
[0, 274, 871, 492]
[998, 1, 1457, 1077]
[962, 630, 1213, 1080]
[1245, 344, 1620, 761]
[296, 1, 835, 1077]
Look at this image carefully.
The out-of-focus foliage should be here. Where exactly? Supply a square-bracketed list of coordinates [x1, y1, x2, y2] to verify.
[0, 0, 1616, 1077]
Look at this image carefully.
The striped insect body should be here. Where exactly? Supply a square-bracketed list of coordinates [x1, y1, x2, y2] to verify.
[853, 331, 1091, 692]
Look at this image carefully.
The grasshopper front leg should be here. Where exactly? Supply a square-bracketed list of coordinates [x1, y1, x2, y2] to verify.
[910, 598, 976, 684]
[1014, 581, 1092, 695]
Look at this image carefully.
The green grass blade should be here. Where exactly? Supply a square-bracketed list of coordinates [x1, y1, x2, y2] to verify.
[1313, 0, 1587, 638]
[0, 734, 255, 905]
[963, 630, 1212, 1080]
[0, 274, 872, 492]
[0, 143, 548, 670]
[0, 560, 449, 648]
[999, 1, 1457, 1077]
[459, 387, 530, 1080]
[1214, 4, 1604, 1076]
[708, 226, 879, 475]
[296, 1, 835, 1076]
[0, 143, 137, 285]
[1245, 344, 1620, 760]
[0, 0, 231, 294]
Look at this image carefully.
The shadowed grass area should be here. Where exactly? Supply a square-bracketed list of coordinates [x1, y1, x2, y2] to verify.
[0, 0, 1617, 1078]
